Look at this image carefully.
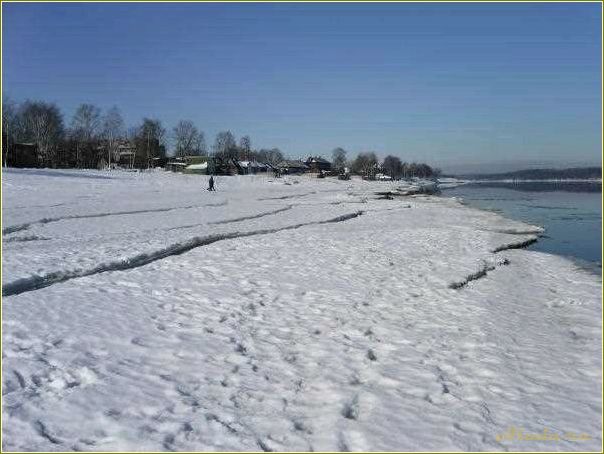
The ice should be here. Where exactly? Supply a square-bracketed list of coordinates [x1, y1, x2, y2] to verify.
[2, 168, 601, 451]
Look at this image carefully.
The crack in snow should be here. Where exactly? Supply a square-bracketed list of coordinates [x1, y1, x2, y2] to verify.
[208, 205, 293, 225]
[492, 237, 539, 253]
[34, 420, 63, 445]
[2, 211, 364, 297]
[2, 201, 228, 235]
[449, 258, 511, 290]
[258, 192, 316, 201]
[164, 205, 293, 232]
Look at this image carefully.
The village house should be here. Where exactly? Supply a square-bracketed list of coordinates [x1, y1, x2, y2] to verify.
[166, 155, 210, 173]
[305, 156, 332, 173]
[276, 160, 309, 175]
[238, 160, 271, 175]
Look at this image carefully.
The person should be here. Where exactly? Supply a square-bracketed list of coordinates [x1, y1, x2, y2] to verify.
[208, 175, 215, 191]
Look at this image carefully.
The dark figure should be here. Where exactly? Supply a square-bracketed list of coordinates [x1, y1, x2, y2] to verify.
[208, 176, 215, 191]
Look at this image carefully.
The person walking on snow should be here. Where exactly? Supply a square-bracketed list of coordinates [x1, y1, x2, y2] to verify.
[207, 175, 216, 191]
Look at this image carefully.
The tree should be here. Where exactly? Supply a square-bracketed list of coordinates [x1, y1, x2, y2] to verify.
[256, 148, 284, 166]
[173, 120, 203, 157]
[71, 104, 101, 141]
[351, 152, 378, 178]
[2, 97, 18, 167]
[239, 135, 251, 159]
[70, 103, 101, 167]
[331, 147, 347, 173]
[382, 155, 403, 179]
[401, 162, 409, 179]
[20, 100, 65, 167]
[102, 106, 124, 168]
[417, 163, 434, 178]
[132, 118, 168, 167]
[213, 130, 237, 158]
[408, 162, 418, 178]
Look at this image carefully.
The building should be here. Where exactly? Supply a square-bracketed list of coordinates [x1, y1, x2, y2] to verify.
[115, 142, 136, 169]
[276, 160, 309, 175]
[184, 162, 209, 174]
[238, 160, 270, 174]
[212, 157, 241, 175]
[167, 155, 211, 173]
[305, 156, 332, 173]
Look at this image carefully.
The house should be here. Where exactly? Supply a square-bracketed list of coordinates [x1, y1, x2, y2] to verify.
[167, 156, 210, 173]
[115, 142, 136, 169]
[151, 157, 169, 168]
[166, 161, 188, 172]
[212, 157, 241, 175]
[184, 162, 209, 175]
[94, 139, 137, 169]
[276, 160, 309, 175]
[305, 156, 332, 173]
[238, 160, 270, 174]
[375, 173, 392, 181]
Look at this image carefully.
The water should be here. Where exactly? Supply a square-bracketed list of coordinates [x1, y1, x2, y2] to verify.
[441, 182, 602, 268]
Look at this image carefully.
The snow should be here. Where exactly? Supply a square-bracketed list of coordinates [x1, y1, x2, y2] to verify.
[2, 168, 601, 451]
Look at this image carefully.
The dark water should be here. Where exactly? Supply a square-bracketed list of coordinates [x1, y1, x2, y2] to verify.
[442, 182, 602, 268]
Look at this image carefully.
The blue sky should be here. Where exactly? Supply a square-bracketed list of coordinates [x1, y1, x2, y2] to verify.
[3, 2, 602, 172]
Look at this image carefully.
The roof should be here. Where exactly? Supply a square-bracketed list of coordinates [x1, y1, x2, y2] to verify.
[239, 160, 268, 168]
[185, 156, 210, 165]
[306, 156, 331, 164]
[277, 160, 309, 169]
[186, 162, 208, 170]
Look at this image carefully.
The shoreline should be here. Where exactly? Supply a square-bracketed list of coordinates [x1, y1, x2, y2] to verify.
[437, 183, 602, 276]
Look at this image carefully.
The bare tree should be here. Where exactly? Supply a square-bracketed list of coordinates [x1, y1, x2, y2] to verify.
[71, 103, 101, 167]
[382, 155, 403, 179]
[71, 104, 101, 140]
[239, 135, 251, 159]
[128, 118, 169, 168]
[102, 106, 124, 168]
[213, 130, 237, 158]
[173, 120, 202, 157]
[351, 152, 378, 178]
[256, 148, 284, 166]
[331, 147, 347, 173]
[20, 101, 64, 167]
[2, 97, 18, 167]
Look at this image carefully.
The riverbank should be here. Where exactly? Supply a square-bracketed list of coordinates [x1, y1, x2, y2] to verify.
[441, 181, 602, 268]
[2, 169, 601, 451]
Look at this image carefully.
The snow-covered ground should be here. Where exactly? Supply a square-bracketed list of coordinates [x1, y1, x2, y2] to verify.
[2, 168, 601, 452]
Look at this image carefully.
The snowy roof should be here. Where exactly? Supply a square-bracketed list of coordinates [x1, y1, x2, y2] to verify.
[306, 156, 331, 164]
[186, 162, 208, 170]
[277, 160, 309, 169]
[239, 160, 269, 168]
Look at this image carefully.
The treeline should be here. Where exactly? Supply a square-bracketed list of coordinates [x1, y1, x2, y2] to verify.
[3, 98, 439, 177]
[2, 99, 166, 168]
[331, 148, 440, 179]
[459, 167, 602, 181]
[2, 98, 285, 169]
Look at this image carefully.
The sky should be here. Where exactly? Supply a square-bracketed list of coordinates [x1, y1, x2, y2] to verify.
[2, 2, 602, 173]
